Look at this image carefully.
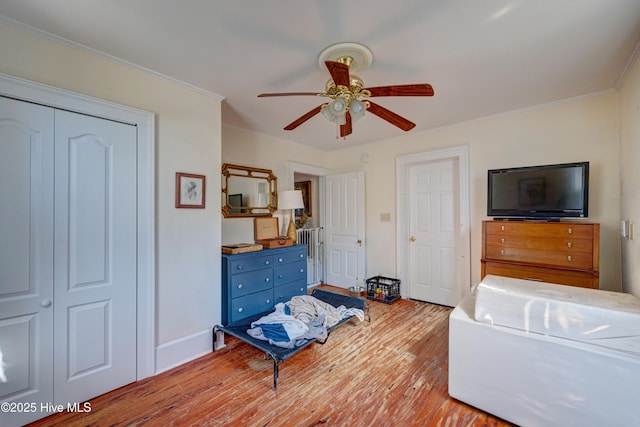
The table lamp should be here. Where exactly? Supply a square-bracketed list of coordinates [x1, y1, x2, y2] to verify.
[278, 190, 304, 243]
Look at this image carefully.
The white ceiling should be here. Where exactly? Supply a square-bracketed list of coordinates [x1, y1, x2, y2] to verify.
[1, 0, 640, 151]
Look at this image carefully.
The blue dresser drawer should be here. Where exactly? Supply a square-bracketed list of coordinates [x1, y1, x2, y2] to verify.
[273, 262, 306, 286]
[230, 268, 273, 298]
[273, 246, 306, 265]
[230, 289, 274, 323]
[229, 254, 274, 274]
[274, 281, 307, 304]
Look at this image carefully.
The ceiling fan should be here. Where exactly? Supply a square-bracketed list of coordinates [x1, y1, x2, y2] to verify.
[258, 42, 435, 138]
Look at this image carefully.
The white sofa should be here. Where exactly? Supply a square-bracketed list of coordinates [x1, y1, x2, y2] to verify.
[448, 275, 640, 427]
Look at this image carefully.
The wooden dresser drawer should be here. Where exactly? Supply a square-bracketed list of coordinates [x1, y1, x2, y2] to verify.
[484, 245, 593, 269]
[484, 221, 594, 239]
[483, 261, 597, 288]
[484, 233, 593, 253]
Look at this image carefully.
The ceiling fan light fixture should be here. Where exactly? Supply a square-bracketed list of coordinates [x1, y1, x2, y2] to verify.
[349, 99, 367, 121]
[330, 97, 347, 114]
[322, 96, 348, 122]
[321, 105, 334, 122]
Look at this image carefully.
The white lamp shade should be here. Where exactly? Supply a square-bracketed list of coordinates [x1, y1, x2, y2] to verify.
[278, 190, 304, 210]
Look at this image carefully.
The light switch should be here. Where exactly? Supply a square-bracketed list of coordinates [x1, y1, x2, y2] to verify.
[621, 220, 630, 238]
[380, 213, 391, 222]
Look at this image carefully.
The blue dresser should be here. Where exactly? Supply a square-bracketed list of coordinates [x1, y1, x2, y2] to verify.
[221, 245, 307, 325]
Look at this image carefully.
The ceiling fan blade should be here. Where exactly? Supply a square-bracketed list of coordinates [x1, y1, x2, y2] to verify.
[367, 101, 416, 131]
[340, 112, 353, 138]
[283, 105, 323, 130]
[366, 84, 434, 97]
[325, 61, 351, 87]
[258, 92, 320, 97]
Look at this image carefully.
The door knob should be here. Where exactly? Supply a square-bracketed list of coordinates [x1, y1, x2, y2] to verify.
[40, 299, 52, 308]
[357, 239, 363, 246]
[410, 236, 416, 242]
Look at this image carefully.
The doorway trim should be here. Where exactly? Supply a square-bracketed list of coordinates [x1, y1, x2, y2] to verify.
[396, 145, 470, 301]
[287, 161, 330, 223]
[0, 72, 156, 379]
[288, 161, 330, 285]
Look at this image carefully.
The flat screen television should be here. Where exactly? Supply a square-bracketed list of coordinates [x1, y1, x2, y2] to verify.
[487, 161, 589, 219]
[228, 193, 243, 214]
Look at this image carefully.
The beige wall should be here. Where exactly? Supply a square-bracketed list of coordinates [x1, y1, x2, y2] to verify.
[0, 22, 223, 350]
[619, 55, 640, 296]
[224, 93, 622, 291]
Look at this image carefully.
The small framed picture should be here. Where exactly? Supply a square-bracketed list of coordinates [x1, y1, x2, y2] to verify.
[176, 172, 206, 208]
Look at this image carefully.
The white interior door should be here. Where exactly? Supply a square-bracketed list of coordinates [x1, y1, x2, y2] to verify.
[325, 171, 365, 288]
[0, 98, 137, 426]
[408, 158, 459, 306]
[53, 110, 137, 404]
[0, 98, 55, 427]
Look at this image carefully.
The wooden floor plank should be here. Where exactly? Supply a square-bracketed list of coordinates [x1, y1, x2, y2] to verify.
[27, 285, 514, 426]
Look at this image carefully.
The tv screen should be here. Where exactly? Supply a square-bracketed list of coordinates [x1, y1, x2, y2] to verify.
[228, 193, 243, 214]
[487, 162, 589, 219]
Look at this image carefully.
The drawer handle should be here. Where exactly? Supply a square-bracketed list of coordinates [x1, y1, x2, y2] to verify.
[265, 260, 270, 265]
[278, 274, 284, 279]
[266, 299, 271, 304]
[237, 284, 243, 289]
[236, 265, 243, 270]
[567, 255, 572, 262]
[278, 257, 283, 262]
[238, 307, 244, 313]
[299, 269, 304, 273]
[501, 238, 505, 244]
[265, 277, 270, 283]
[500, 250, 505, 255]
[567, 242, 572, 248]
[567, 228, 573, 234]
[299, 254, 304, 258]
[501, 225, 505, 231]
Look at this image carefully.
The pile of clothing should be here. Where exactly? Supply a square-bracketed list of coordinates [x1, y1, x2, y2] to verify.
[247, 295, 365, 348]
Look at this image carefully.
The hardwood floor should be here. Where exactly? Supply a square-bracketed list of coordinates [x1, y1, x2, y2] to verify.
[28, 286, 513, 426]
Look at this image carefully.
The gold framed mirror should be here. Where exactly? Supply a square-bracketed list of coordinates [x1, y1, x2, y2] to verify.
[221, 163, 277, 217]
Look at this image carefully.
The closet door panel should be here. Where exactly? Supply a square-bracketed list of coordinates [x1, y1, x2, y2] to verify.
[0, 97, 55, 426]
[53, 110, 137, 405]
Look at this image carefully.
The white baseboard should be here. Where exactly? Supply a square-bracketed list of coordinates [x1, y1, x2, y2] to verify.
[155, 328, 213, 374]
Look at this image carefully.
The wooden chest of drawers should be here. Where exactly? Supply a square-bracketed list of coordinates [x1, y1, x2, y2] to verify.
[221, 245, 307, 325]
[481, 220, 600, 289]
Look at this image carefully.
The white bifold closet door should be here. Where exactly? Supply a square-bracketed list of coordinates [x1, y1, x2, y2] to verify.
[0, 96, 137, 426]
